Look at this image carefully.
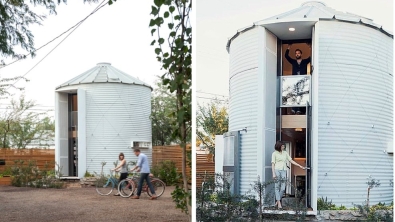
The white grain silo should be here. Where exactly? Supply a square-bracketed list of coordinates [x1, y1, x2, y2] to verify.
[223, 1, 393, 213]
[55, 62, 152, 178]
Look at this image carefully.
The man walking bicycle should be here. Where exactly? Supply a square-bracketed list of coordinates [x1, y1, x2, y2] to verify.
[130, 148, 157, 200]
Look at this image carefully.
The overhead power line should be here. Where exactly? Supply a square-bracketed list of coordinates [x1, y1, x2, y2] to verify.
[197, 91, 229, 97]
[1, 0, 109, 71]
[197, 96, 228, 102]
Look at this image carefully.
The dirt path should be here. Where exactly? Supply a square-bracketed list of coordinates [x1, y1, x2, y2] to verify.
[0, 185, 188, 222]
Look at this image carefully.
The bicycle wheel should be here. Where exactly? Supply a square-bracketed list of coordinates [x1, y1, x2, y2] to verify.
[148, 179, 166, 197]
[95, 176, 114, 196]
[118, 178, 135, 198]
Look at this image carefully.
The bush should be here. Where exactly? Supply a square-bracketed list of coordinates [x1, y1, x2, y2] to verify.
[318, 196, 337, 210]
[151, 160, 181, 185]
[10, 159, 64, 189]
[354, 202, 394, 222]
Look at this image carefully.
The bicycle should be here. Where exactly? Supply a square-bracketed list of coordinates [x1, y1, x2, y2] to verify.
[95, 170, 124, 196]
[118, 172, 166, 198]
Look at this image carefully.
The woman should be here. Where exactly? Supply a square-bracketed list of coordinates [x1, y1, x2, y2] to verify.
[112, 152, 127, 196]
[271, 141, 305, 209]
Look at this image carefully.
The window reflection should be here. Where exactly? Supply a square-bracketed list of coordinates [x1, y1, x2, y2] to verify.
[281, 76, 310, 106]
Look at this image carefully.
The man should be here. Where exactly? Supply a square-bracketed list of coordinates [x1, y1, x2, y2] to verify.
[285, 44, 311, 76]
[130, 148, 157, 200]
[285, 44, 311, 114]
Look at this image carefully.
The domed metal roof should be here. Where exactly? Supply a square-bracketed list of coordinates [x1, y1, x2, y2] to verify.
[56, 62, 152, 90]
[226, 1, 392, 51]
[258, 1, 384, 28]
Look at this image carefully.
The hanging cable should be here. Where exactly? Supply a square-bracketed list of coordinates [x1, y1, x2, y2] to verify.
[1, 0, 108, 72]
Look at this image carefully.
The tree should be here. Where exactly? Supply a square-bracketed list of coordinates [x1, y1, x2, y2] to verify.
[0, 94, 52, 148]
[0, 0, 102, 100]
[151, 79, 178, 146]
[196, 101, 228, 154]
[149, 0, 191, 218]
[0, 0, 98, 63]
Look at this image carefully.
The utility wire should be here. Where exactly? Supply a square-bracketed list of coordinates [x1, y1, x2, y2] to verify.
[1, 0, 108, 72]
[197, 96, 228, 102]
[197, 91, 229, 97]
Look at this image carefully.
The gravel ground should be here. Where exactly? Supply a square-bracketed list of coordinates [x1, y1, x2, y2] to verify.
[0, 185, 189, 222]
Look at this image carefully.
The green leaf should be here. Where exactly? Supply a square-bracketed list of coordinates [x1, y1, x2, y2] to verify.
[169, 6, 175, 13]
[155, 48, 162, 55]
[151, 6, 159, 16]
[149, 19, 156, 27]
[164, 11, 170, 18]
[150, 40, 156, 46]
[151, 28, 156, 36]
[154, 17, 164, 27]
[168, 23, 174, 29]
[108, 0, 113, 5]
[163, 52, 169, 57]
[174, 15, 181, 20]
[170, 31, 176, 37]
[163, 78, 170, 85]
[158, 38, 165, 44]
[154, 0, 163, 7]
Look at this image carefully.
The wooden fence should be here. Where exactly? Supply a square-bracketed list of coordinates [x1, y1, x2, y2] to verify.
[152, 145, 192, 181]
[152, 145, 215, 188]
[196, 153, 215, 189]
[0, 148, 55, 172]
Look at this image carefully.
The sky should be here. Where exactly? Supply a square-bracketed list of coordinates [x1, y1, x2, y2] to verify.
[196, 0, 394, 106]
[0, 1, 164, 117]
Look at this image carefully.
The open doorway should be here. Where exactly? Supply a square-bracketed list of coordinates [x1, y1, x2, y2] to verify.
[281, 40, 312, 116]
[68, 94, 78, 177]
[281, 129, 306, 198]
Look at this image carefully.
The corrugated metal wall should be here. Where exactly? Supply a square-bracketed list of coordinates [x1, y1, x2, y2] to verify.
[229, 28, 278, 195]
[58, 83, 152, 176]
[317, 21, 393, 207]
[229, 27, 260, 194]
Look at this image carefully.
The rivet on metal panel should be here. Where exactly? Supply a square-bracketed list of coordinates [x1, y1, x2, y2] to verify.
[325, 173, 327, 176]
[327, 122, 330, 125]
[351, 150, 353, 153]
[372, 125, 374, 128]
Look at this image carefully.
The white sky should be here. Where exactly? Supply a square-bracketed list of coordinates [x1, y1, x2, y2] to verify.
[0, 1, 163, 116]
[196, 0, 394, 106]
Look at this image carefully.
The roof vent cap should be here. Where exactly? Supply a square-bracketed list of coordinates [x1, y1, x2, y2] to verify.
[301, 1, 326, 7]
[97, 62, 111, 66]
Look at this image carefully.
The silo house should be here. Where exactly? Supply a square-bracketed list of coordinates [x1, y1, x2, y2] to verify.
[55, 62, 152, 178]
[221, 1, 393, 213]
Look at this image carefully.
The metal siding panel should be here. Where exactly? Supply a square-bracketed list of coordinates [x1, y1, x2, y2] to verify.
[55, 92, 69, 176]
[264, 31, 277, 184]
[229, 27, 263, 195]
[77, 89, 87, 178]
[317, 21, 393, 207]
[230, 28, 259, 78]
[229, 27, 278, 195]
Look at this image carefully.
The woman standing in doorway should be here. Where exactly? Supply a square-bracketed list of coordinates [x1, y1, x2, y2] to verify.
[271, 141, 305, 209]
[112, 152, 127, 196]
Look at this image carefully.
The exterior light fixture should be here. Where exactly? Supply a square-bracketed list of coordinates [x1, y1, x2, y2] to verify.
[295, 128, 303, 131]
[289, 27, 295, 31]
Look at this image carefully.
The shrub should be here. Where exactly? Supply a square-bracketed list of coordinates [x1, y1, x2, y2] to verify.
[10, 159, 64, 189]
[318, 196, 336, 210]
[354, 202, 394, 222]
[151, 160, 181, 185]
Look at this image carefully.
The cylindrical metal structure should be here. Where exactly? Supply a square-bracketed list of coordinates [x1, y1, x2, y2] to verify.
[227, 1, 393, 208]
[55, 63, 152, 177]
